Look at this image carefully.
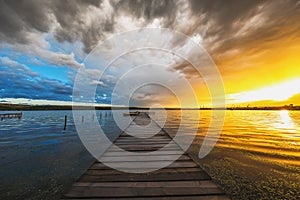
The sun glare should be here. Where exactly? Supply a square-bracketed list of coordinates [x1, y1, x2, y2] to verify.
[228, 79, 300, 103]
[272, 110, 296, 133]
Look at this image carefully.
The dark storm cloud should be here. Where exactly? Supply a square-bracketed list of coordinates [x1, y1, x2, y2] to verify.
[196, 0, 300, 56]
[0, 0, 181, 53]
[0, 0, 103, 52]
[1, 0, 300, 71]
[111, 0, 180, 27]
[189, 0, 262, 28]
[171, 60, 200, 78]
[0, 0, 49, 44]
[186, 0, 264, 48]
[51, 0, 112, 53]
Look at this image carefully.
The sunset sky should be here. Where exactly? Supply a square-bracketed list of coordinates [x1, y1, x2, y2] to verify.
[0, 0, 299, 107]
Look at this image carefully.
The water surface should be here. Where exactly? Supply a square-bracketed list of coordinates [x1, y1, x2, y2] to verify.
[0, 110, 299, 199]
[0, 110, 123, 200]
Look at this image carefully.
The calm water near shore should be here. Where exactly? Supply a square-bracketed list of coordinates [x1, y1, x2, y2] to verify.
[0, 110, 299, 199]
[0, 110, 123, 200]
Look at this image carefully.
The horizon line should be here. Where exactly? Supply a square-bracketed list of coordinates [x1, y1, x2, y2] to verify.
[0, 102, 299, 111]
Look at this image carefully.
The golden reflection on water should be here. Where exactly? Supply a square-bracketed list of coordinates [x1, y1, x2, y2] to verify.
[162, 110, 300, 165]
[272, 110, 296, 133]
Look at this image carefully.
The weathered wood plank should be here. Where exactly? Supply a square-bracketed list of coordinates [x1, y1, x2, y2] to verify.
[99, 155, 191, 162]
[110, 143, 179, 149]
[101, 151, 186, 157]
[114, 141, 172, 145]
[63, 195, 230, 200]
[64, 185, 224, 198]
[120, 133, 167, 137]
[116, 138, 172, 141]
[89, 160, 199, 170]
[118, 136, 170, 139]
[79, 171, 211, 182]
[72, 180, 219, 187]
[85, 167, 204, 174]
[107, 146, 182, 151]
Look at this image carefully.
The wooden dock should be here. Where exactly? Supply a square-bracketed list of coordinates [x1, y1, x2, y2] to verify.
[62, 112, 230, 199]
[0, 112, 22, 120]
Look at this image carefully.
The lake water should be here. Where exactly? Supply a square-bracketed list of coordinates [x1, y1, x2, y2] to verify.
[0, 110, 299, 199]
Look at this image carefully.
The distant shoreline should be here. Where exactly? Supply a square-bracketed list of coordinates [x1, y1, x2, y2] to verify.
[0, 103, 299, 111]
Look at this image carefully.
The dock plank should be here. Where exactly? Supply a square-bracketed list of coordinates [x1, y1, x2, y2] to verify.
[62, 196, 230, 200]
[79, 171, 211, 182]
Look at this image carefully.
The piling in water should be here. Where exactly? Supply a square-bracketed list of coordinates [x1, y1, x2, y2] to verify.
[63, 115, 67, 130]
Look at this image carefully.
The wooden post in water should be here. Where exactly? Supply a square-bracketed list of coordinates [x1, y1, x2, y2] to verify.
[82, 116, 84, 123]
[63, 115, 67, 130]
[92, 114, 95, 122]
[100, 113, 102, 119]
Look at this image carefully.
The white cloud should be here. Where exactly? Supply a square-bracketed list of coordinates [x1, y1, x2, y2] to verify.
[0, 98, 111, 106]
[91, 80, 106, 86]
[9, 32, 85, 70]
[0, 56, 39, 77]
